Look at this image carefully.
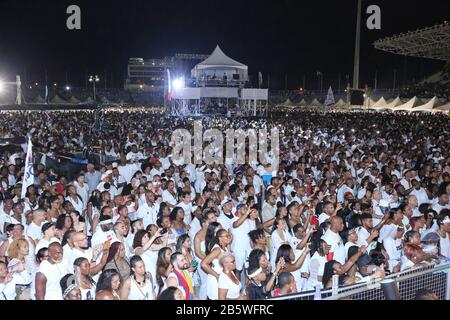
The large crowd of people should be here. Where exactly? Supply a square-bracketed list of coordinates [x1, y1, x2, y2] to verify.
[0, 109, 449, 300]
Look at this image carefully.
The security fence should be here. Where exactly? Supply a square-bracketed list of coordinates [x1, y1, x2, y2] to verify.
[269, 262, 450, 300]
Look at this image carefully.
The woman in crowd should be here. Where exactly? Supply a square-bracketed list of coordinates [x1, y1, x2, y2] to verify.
[0, 261, 15, 300]
[321, 245, 366, 289]
[104, 241, 131, 281]
[73, 257, 96, 300]
[120, 255, 156, 300]
[7, 239, 32, 300]
[55, 214, 73, 234]
[307, 239, 330, 290]
[155, 247, 173, 295]
[70, 211, 87, 234]
[133, 229, 167, 287]
[95, 269, 122, 300]
[270, 217, 292, 270]
[157, 286, 185, 300]
[170, 207, 189, 236]
[218, 252, 246, 300]
[30, 248, 48, 300]
[201, 229, 231, 300]
[60, 274, 82, 300]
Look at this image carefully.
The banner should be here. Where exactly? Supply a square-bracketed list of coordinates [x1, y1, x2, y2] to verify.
[21, 137, 34, 199]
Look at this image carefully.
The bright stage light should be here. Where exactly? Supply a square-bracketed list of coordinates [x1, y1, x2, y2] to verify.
[65, 86, 71, 90]
[0, 81, 3, 93]
[172, 78, 184, 90]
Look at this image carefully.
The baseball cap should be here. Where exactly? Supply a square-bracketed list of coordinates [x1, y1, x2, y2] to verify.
[41, 222, 55, 234]
[221, 198, 232, 207]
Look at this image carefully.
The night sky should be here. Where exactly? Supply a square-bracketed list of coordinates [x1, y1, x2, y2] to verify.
[0, 0, 449, 89]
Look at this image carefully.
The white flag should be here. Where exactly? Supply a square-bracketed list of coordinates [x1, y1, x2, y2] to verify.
[21, 137, 34, 199]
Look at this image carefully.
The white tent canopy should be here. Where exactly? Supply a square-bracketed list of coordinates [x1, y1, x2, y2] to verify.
[383, 97, 402, 109]
[309, 98, 323, 107]
[410, 96, 439, 112]
[392, 96, 420, 111]
[191, 45, 248, 81]
[298, 98, 308, 106]
[335, 98, 347, 108]
[435, 102, 450, 112]
[49, 95, 67, 104]
[370, 97, 387, 109]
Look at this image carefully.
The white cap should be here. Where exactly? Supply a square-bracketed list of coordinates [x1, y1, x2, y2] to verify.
[221, 198, 232, 207]
[112, 162, 118, 168]
[101, 170, 113, 180]
[412, 211, 424, 218]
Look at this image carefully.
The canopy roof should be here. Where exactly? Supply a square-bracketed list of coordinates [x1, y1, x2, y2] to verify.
[196, 45, 247, 70]
[49, 95, 67, 104]
[309, 98, 323, 107]
[392, 96, 421, 111]
[67, 96, 81, 104]
[384, 97, 402, 109]
[298, 98, 308, 106]
[410, 96, 440, 112]
[370, 97, 387, 109]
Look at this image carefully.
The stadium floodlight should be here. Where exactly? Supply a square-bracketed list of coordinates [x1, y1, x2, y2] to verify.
[172, 77, 184, 90]
[65, 86, 71, 91]
[89, 75, 100, 83]
[89, 75, 100, 100]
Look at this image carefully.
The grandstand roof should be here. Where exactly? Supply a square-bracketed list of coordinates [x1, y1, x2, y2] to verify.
[374, 22, 450, 61]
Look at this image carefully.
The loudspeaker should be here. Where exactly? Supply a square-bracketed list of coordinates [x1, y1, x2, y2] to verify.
[350, 89, 365, 105]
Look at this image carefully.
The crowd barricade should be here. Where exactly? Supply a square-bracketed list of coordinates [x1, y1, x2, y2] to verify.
[268, 262, 450, 300]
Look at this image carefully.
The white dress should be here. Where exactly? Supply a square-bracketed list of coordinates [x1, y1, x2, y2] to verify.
[218, 273, 241, 299]
[128, 277, 154, 300]
[270, 230, 292, 270]
[206, 244, 226, 300]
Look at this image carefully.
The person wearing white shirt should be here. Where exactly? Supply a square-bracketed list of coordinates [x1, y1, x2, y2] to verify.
[337, 179, 354, 203]
[26, 210, 46, 246]
[307, 239, 329, 290]
[35, 242, 71, 300]
[217, 200, 235, 232]
[230, 206, 257, 273]
[91, 217, 118, 262]
[73, 174, 89, 210]
[318, 202, 337, 225]
[177, 192, 193, 226]
[290, 224, 314, 291]
[269, 218, 292, 270]
[135, 191, 159, 229]
[35, 222, 61, 254]
[162, 181, 178, 207]
[436, 214, 450, 258]
[344, 228, 359, 260]
[431, 193, 450, 215]
[321, 216, 346, 265]
[383, 226, 405, 273]
[410, 181, 430, 206]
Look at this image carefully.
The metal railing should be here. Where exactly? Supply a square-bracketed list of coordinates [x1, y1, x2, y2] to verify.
[269, 262, 450, 300]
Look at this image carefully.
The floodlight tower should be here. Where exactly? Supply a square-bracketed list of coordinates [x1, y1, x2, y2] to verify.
[353, 0, 362, 89]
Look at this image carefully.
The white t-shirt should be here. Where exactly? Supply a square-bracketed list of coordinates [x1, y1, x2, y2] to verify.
[321, 229, 346, 264]
[136, 202, 159, 229]
[26, 222, 43, 242]
[218, 273, 241, 299]
[177, 202, 193, 225]
[37, 259, 71, 300]
[35, 237, 61, 254]
[0, 278, 16, 300]
[383, 237, 403, 272]
[217, 213, 235, 232]
[439, 233, 450, 258]
[162, 190, 178, 206]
